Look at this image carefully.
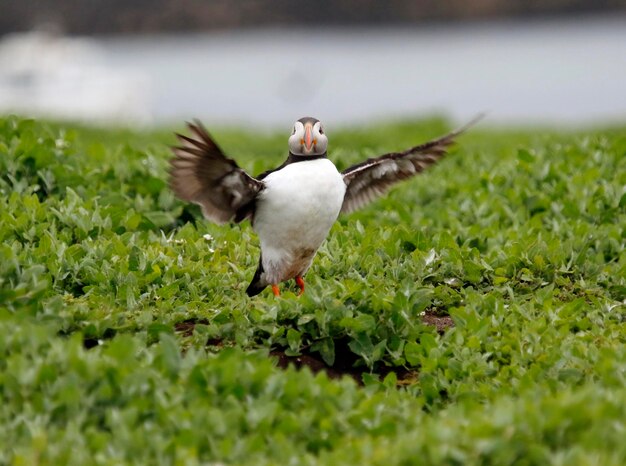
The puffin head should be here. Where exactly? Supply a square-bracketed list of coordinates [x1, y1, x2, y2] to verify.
[288, 117, 328, 156]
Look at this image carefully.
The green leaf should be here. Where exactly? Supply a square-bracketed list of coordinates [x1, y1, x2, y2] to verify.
[383, 371, 398, 388]
[159, 332, 181, 376]
[339, 314, 376, 333]
[517, 148, 535, 162]
[286, 328, 302, 353]
[404, 341, 421, 366]
[311, 338, 335, 366]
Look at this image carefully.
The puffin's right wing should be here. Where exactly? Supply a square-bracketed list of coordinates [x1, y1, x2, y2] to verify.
[340, 116, 482, 214]
[169, 121, 264, 224]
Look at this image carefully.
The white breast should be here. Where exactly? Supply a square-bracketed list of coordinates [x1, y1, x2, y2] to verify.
[253, 158, 346, 284]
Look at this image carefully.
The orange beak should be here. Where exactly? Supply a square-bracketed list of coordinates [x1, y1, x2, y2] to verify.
[303, 123, 314, 151]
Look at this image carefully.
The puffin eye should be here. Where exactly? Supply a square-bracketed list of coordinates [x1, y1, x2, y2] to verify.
[318, 126, 324, 135]
[292, 126, 296, 135]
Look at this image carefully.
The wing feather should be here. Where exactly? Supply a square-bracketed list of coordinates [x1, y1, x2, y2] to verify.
[169, 120, 264, 224]
[341, 116, 482, 214]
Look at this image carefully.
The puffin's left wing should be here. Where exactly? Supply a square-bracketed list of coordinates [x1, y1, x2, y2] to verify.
[341, 117, 481, 214]
[169, 121, 264, 224]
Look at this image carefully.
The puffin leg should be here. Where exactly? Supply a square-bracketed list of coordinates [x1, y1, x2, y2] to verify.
[271, 285, 280, 297]
[295, 276, 305, 296]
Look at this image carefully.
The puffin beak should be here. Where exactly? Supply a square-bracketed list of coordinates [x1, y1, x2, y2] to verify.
[303, 123, 314, 152]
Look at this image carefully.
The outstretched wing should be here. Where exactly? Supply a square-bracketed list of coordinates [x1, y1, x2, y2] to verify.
[341, 116, 482, 214]
[169, 120, 264, 224]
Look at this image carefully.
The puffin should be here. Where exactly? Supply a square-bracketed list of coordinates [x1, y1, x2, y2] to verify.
[169, 116, 480, 297]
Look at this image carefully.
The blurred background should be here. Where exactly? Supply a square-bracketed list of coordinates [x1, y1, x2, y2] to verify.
[1, 0, 625, 127]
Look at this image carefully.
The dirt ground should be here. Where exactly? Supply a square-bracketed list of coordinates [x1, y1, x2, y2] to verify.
[173, 310, 454, 385]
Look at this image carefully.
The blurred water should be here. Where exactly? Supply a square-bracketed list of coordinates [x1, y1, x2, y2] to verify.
[8, 15, 626, 127]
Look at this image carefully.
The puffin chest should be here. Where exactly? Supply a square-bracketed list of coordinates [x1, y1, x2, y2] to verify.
[254, 159, 346, 247]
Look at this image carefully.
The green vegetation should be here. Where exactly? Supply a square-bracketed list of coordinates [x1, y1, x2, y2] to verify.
[1, 115, 625, 465]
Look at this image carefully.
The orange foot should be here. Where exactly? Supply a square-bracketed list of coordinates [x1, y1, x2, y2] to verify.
[295, 276, 305, 296]
[271, 284, 280, 297]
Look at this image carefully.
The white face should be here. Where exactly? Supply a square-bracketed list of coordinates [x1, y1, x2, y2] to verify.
[288, 120, 328, 156]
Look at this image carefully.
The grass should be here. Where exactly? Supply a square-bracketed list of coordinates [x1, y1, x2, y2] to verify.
[0, 114, 625, 465]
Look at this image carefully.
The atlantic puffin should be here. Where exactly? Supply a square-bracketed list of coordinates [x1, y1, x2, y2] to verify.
[169, 116, 480, 297]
